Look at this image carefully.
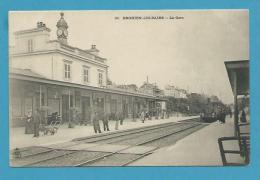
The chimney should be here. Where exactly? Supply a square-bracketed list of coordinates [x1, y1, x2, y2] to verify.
[37, 22, 45, 28]
[89, 44, 99, 56]
[91, 45, 96, 49]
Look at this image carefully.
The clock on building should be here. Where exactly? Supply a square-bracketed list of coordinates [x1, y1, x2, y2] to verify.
[56, 12, 68, 44]
[57, 29, 63, 36]
[63, 29, 68, 37]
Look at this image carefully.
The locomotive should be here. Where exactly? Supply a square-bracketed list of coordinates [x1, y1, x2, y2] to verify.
[200, 100, 226, 123]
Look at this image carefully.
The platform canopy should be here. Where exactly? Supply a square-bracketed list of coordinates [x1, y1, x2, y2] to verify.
[225, 60, 249, 96]
[225, 60, 249, 136]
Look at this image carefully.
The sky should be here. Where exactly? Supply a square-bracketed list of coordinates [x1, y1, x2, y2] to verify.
[9, 10, 249, 103]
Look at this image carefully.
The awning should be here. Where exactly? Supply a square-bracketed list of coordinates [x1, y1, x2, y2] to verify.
[225, 60, 249, 96]
[9, 71, 165, 101]
[225, 60, 249, 136]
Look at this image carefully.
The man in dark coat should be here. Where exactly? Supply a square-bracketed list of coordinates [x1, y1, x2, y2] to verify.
[102, 113, 110, 131]
[240, 109, 247, 122]
[93, 112, 101, 133]
[33, 109, 41, 137]
[25, 110, 33, 134]
[219, 109, 226, 124]
[119, 112, 124, 125]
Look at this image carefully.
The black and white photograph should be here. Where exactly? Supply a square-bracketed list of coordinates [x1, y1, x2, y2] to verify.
[9, 10, 249, 167]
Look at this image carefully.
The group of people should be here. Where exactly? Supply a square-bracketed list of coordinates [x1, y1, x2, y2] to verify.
[217, 108, 247, 124]
[25, 109, 170, 136]
[92, 110, 161, 134]
[92, 112, 125, 134]
[139, 109, 168, 123]
[139, 110, 153, 123]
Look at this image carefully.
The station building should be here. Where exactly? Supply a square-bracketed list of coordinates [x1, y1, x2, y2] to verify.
[9, 13, 164, 127]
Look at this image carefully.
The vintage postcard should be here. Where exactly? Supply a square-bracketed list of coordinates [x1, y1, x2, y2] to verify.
[9, 10, 249, 167]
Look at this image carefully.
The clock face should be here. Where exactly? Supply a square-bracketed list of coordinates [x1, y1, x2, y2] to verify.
[57, 29, 63, 36]
[63, 30, 68, 37]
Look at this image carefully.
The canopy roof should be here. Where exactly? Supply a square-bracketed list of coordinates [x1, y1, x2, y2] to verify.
[225, 60, 249, 96]
[9, 68, 166, 101]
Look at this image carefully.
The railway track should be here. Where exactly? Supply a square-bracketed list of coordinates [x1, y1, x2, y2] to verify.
[13, 120, 195, 158]
[77, 123, 202, 166]
[11, 118, 208, 167]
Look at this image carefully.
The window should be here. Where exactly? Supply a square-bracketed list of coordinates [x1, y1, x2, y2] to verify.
[64, 62, 71, 80]
[28, 39, 33, 52]
[83, 67, 89, 84]
[98, 72, 103, 86]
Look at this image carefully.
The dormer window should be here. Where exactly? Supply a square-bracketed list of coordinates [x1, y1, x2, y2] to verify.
[28, 39, 33, 52]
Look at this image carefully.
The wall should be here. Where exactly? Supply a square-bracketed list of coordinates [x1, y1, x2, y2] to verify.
[56, 53, 107, 87]
[14, 31, 51, 54]
[11, 53, 53, 79]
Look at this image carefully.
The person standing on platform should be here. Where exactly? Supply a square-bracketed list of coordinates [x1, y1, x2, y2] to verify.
[119, 112, 124, 125]
[33, 109, 41, 137]
[102, 113, 110, 131]
[221, 110, 226, 123]
[25, 110, 33, 134]
[115, 112, 119, 130]
[240, 109, 247, 123]
[141, 110, 145, 123]
[93, 112, 101, 133]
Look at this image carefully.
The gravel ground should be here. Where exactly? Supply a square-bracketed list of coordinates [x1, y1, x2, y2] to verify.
[179, 118, 204, 123]
[11, 146, 51, 158]
[11, 120, 206, 167]
[32, 151, 108, 167]
[83, 153, 140, 166]
[143, 124, 207, 148]
[85, 123, 188, 145]
[112, 123, 198, 146]
[46, 141, 78, 149]
[11, 150, 71, 167]
[78, 122, 182, 144]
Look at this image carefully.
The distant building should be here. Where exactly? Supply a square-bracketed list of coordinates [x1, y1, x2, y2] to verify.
[139, 81, 163, 97]
[164, 85, 188, 99]
[116, 84, 138, 92]
[209, 95, 220, 103]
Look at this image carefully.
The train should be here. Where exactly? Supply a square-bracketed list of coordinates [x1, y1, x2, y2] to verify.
[200, 101, 227, 123]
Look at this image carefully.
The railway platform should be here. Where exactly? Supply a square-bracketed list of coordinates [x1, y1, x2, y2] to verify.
[130, 116, 249, 166]
[10, 115, 197, 150]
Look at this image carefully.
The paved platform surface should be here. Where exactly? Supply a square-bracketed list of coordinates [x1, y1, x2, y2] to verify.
[10, 115, 196, 150]
[130, 116, 250, 166]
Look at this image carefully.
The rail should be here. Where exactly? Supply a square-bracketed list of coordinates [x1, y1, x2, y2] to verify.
[11, 118, 206, 167]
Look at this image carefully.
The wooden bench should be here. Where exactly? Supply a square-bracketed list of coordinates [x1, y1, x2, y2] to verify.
[218, 123, 250, 166]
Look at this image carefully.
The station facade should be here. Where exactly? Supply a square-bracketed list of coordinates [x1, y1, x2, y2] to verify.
[9, 13, 164, 127]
